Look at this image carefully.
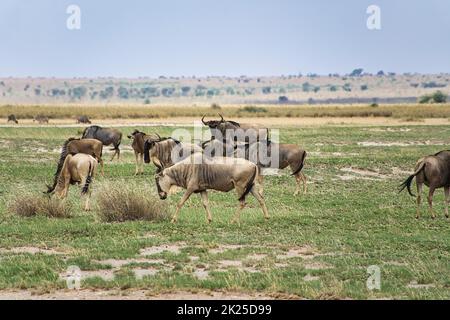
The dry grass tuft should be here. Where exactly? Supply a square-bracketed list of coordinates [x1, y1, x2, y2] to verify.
[8, 194, 72, 218]
[96, 181, 170, 222]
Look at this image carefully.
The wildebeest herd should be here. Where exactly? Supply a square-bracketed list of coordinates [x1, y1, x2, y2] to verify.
[6, 113, 450, 221]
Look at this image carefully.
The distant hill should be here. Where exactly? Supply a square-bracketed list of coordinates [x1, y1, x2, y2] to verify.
[0, 74, 449, 105]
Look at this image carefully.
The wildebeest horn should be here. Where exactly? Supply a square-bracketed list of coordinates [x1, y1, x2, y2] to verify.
[201, 115, 207, 125]
[155, 133, 161, 140]
[219, 114, 224, 122]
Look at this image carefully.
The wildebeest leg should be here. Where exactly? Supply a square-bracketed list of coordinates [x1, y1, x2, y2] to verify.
[444, 186, 450, 218]
[230, 199, 246, 225]
[427, 186, 436, 219]
[80, 176, 91, 211]
[171, 190, 193, 223]
[250, 187, 270, 220]
[256, 174, 264, 196]
[134, 151, 139, 175]
[99, 157, 104, 176]
[140, 153, 144, 174]
[200, 191, 213, 223]
[300, 172, 307, 193]
[416, 182, 423, 219]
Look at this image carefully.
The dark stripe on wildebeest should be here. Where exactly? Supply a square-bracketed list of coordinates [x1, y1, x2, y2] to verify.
[239, 166, 257, 201]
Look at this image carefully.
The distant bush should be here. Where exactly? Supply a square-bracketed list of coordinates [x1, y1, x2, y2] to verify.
[262, 86, 271, 94]
[278, 96, 289, 103]
[370, 103, 379, 108]
[329, 85, 338, 92]
[419, 91, 447, 104]
[360, 85, 368, 91]
[422, 81, 446, 89]
[97, 182, 170, 222]
[240, 106, 267, 113]
[211, 103, 221, 109]
[349, 68, 363, 77]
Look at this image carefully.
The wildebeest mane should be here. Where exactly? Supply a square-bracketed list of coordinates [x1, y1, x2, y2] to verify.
[46, 138, 79, 193]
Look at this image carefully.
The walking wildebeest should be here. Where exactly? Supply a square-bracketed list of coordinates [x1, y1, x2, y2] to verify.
[33, 115, 49, 124]
[128, 130, 160, 175]
[46, 138, 104, 194]
[202, 139, 307, 195]
[400, 150, 450, 219]
[76, 115, 91, 124]
[49, 153, 97, 211]
[155, 153, 269, 224]
[202, 114, 269, 143]
[81, 125, 122, 161]
[143, 136, 203, 173]
[7, 114, 18, 124]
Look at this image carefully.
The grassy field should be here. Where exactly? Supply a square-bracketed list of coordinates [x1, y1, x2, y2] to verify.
[3, 103, 450, 121]
[0, 123, 449, 299]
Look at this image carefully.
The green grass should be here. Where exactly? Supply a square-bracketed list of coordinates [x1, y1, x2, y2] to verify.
[0, 124, 449, 299]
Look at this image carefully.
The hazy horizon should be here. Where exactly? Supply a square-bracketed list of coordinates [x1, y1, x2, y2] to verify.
[1, 0, 450, 78]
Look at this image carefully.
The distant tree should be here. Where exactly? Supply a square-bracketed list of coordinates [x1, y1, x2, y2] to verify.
[24, 84, 30, 91]
[302, 82, 311, 92]
[72, 86, 87, 99]
[313, 86, 320, 93]
[181, 86, 191, 96]
[432, 90, 447, 103]
[419, 95, 432, 104]
[34, 88, 41, 96]
[278, 96, 289, 103]
[118, 86, 129, 99]
[226, 87, 235, 95]
[329, 85, 338, 92]
[144, 98, 151, 104]
[211, 103, 221, 109]
[360, 85, 368, 91]
[350, 68, 364, 77]
[343, 83, 352, 92]
[262, 86, 271, 94]
[422, 81, 446, 88]
[410, 83, 419, 88]
[377, 70, 385, 76]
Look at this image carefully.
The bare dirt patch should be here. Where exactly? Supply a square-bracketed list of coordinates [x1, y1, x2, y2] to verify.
[303, 274, 320, 282]
[0, 289, 278, 300]
[276, 246, 318, 260]
[208, 244, 248, 254]
[94, 258, 165, 268]
[340, 167, 388, 179]
[139, 243, 186, 256]
[358, 141, 445, 147]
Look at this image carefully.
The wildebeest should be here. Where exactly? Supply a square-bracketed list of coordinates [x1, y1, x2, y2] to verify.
[34, 115, 49, 124]
[202, 139, 307, 196]
[76, 115, 91, 124]
[143, 136, 203, 173]
[49, 153, 97, 211]
[128, 130, 159, 175]
[202, 114, 269, 143]
[155, 153, 269, 224]
[7, 114, 18, 124]
[399, 150, 450, 219]
[46, 138, 104, 194]
[81, 125, 122, 161]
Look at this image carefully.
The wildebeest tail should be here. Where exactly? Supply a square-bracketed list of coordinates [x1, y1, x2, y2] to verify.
[291, 150, 307, 176]
[143, 140, 151, 163]
[399, 161, 426, 197]
[81, 163, 94, 194]
[46, 138, 77, 193]
[239, 166, 257, 201]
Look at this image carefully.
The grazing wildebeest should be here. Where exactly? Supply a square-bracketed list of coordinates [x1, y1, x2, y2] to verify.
[7, 114, 18, 124]
[76, 115, 91, 124]
[46, 138, 104, 194]
[128, 130, 159, 175]
[155, 153, 269, 224]
[399, 150, 450, 219]
[33, 115, 49, 124]
[143, 136, 203, 173]
[202, 114, 269, 143]
[82, 125, 122, 161]
[49, 153, 97, 211]
[202, 139, 307, 196]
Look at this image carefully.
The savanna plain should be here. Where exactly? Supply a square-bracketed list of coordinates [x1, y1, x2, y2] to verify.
[0, 107, 449, 300]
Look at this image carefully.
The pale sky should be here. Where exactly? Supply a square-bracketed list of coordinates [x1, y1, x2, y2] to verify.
[0, 0, 449, 77]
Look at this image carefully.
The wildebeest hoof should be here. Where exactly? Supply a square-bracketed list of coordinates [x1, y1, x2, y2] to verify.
[171, 218, 178, 224]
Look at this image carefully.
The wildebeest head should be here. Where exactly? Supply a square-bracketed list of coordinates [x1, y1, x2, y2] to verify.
[127, 129, 144, 139]
[201, 114, 225, 129]
[143, 133, 162, 163]
[155, 173, 169, 200]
